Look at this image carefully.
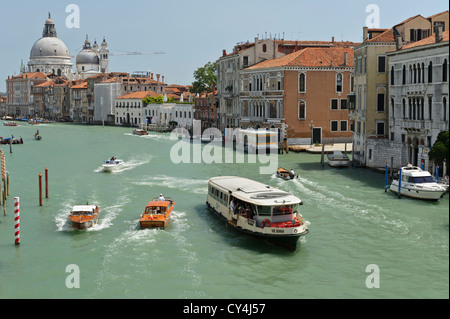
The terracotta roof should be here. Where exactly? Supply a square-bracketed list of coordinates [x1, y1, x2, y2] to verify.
[246, 47, 354, 70]
[34, 80, 54, 88]
[366, 28, 395, 43]
[71, 82, 88, 89]
[9, 72, 47, 80]
[400, 30, 449, 50]
[116, 91, 159, 99]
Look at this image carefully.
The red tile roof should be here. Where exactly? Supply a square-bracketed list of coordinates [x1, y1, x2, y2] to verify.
[9, 72, 47, 80]
[116, 91, 159, 99]
[247, 47, 354, 69]
[400, 30, 449, 50]
[366, 28, 395, 43]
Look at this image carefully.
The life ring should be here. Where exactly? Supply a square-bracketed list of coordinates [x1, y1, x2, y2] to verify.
[261, 219, 271, 228]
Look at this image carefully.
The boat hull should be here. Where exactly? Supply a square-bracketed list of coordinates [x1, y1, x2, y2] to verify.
[206, 202, 307, 251]
[389, 181, 446, 200]
[68, 216, 99, 230]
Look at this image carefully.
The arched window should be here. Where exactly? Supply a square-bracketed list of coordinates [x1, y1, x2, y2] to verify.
[402, 99, 406, 119]
[390, 66, 395, 85]
[299, 73, 306, 92]
[298, 100, 306, 120]
[443, 97, 447, 121]
[336, 73, 343, 92]
[402, 65, 406, 84]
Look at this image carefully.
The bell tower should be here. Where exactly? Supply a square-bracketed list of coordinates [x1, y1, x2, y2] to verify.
[99, 37, 109, 73]
[43, 13, 57, 37]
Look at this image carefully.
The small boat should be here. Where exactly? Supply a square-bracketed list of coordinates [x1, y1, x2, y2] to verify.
[327, 150, 350, 167]
[3, 121, 18, 126]
[139, 196, 175, 229]
[133, 129, 148, 136]
[68, 205, 99, 230]
[207, 176, 309, 251]
[276, 167, 298, 180]
[390, 164, 447, 201]
[102, 157, 125, 172]
[34, 133, 42, 140]
[0, 137, 23, 144]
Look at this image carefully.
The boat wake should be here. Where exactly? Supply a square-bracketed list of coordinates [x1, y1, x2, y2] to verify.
[124, 132, 172, 141]
[133, 175, 208, 194]
[94, 157, 153, 173]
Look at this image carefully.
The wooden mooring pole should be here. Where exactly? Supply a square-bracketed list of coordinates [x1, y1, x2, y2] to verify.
[45, 168, 49, 199]
[39, 173, 43, 207]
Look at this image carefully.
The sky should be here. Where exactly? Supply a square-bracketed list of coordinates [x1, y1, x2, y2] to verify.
[0, 0, 448, 93]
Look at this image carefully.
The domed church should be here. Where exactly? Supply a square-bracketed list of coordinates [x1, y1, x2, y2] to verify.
[28, 13, 73, 78]
[27, 14, 110, 80]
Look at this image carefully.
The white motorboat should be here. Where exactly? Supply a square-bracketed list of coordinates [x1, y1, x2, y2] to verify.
[327, 150, 350, 167]
[389, 164, 447, 201]
[102, 157, 125, 172]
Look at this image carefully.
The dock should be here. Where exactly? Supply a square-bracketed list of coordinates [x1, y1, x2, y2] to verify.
[289, 143, 352, 154]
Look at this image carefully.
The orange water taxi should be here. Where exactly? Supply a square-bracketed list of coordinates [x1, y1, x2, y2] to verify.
[68, 205, 99, 230]
[139, 196, 175, 229]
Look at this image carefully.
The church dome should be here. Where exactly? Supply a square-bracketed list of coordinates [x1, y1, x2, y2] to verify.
[76, 36, 100, 65]
[30, 37, 71, 59]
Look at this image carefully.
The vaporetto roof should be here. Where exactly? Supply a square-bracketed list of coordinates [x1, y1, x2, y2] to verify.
[208, 176, 302, 206]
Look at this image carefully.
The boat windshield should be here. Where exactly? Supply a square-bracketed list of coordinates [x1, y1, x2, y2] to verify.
[408, 176, 435, 183]
[273, 205, 295, 216]
[145, 206, 166, 215]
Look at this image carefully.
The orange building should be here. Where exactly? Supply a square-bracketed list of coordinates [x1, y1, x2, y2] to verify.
[240, 47, 355, 144]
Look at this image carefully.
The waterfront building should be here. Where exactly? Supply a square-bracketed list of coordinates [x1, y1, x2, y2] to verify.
[115, 91, 158, 127]
[194, 92, 218, 131]
[69, 81, 88, 122]
[5, 72, 48, 117]
[94, 80, 122, 124]
[351, 11, 449, 168]
[386, 28, 449, 172]
[240, 47, 354, 144]
[216, 36, 359, 132]
[0, 96, 7, 116]
[43, 77, 70, 120]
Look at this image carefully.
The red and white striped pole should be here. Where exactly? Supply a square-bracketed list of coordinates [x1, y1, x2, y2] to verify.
[14, 197, 20, 245]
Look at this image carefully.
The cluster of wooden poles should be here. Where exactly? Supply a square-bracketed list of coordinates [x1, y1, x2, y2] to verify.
[0, 149, 49, 245]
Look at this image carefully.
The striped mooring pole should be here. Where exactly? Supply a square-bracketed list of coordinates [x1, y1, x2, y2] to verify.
[14, 197, 20, 245]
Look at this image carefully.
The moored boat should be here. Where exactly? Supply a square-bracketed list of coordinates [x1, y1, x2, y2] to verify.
[139, 196, 175, 229]
[207, 176, 309, 251]
[102, 157, 124, 172]
[276, 167, 298, 180]
[133, 129, 148, 136]
[3, 121, 18, 126]
[68, 205, 99, 230]
[0, 137, 23, 144]
[327, 150, 350, 167]
[390, 164, 447, 201]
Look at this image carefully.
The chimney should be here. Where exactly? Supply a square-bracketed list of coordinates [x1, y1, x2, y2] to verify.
[156, 74, 160, 83]
[344, 52, 348, 66]
[395, 36, 403, 50]
[162, 76, 165, 83]
[363, 26, 368, 41]
[151, 73, 154, 80]
[435, 26, 443, 43]
[222, 49, 227, 57]
[332, 36, 335, 43]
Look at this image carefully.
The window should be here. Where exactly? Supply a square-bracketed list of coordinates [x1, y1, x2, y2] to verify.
[262, 44, 267, 52]
[402, 65, 406, 84]
[336, 73, 343, 92]
[331, 121, 338, 132]
[298, 101, 306, 119]
[243, 56, 249, 67]
[428, 61, 433, 83]
[299, 73, 306, 92]
[443, 59, 448, 82]
[331, 99, 339, 110]
[443, 97, 447, 121]
[377, 92, 385, 112]
[428, 97, 432, 120]
[376, 121, 385, 136]
[340, 99, 347, 109]
[378, 56, 386, 73]
[402, 99, 406, 119]
[340, 120, 348, 131]
[390, 66, 395, 85]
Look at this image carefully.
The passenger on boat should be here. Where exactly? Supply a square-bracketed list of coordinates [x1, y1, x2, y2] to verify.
[158, 194, 165, 201]
[229, 198, 235, 213]
[290, 169, 295, 179]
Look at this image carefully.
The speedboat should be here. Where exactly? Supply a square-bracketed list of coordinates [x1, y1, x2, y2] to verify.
[133, 129, 148, 136]
[207, 176, 308, 251]
[327, 150, 350, 167]
[102, 158, 124, 172]
[390, 164, 447, 201]
[68, 205, 99, 230]
[3, 121, 18, 126]
[139, 196, 175, 229]
[276, 167, 298, 180]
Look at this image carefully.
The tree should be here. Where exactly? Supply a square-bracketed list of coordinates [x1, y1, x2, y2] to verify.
[190, 61, 217, 95]
[429, 130, 449, 170]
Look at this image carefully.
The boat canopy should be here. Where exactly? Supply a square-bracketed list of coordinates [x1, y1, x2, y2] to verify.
[72, 205, 97, 212]
[146, 201, 171, 208]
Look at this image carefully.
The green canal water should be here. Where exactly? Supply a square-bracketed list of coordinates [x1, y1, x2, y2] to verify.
[0, 121, 448, 299]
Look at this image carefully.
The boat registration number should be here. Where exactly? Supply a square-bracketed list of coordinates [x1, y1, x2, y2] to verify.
[271, 229, 285, 233]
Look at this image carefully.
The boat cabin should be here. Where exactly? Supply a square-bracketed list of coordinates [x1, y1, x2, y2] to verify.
[144, 201, 171, 215]
[71, 205, 98, 216]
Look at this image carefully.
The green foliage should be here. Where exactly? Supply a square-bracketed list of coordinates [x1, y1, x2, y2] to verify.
[429, 130, 449, 168]
[142, 95, 174, 105]
[190, 61, 217, 95]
